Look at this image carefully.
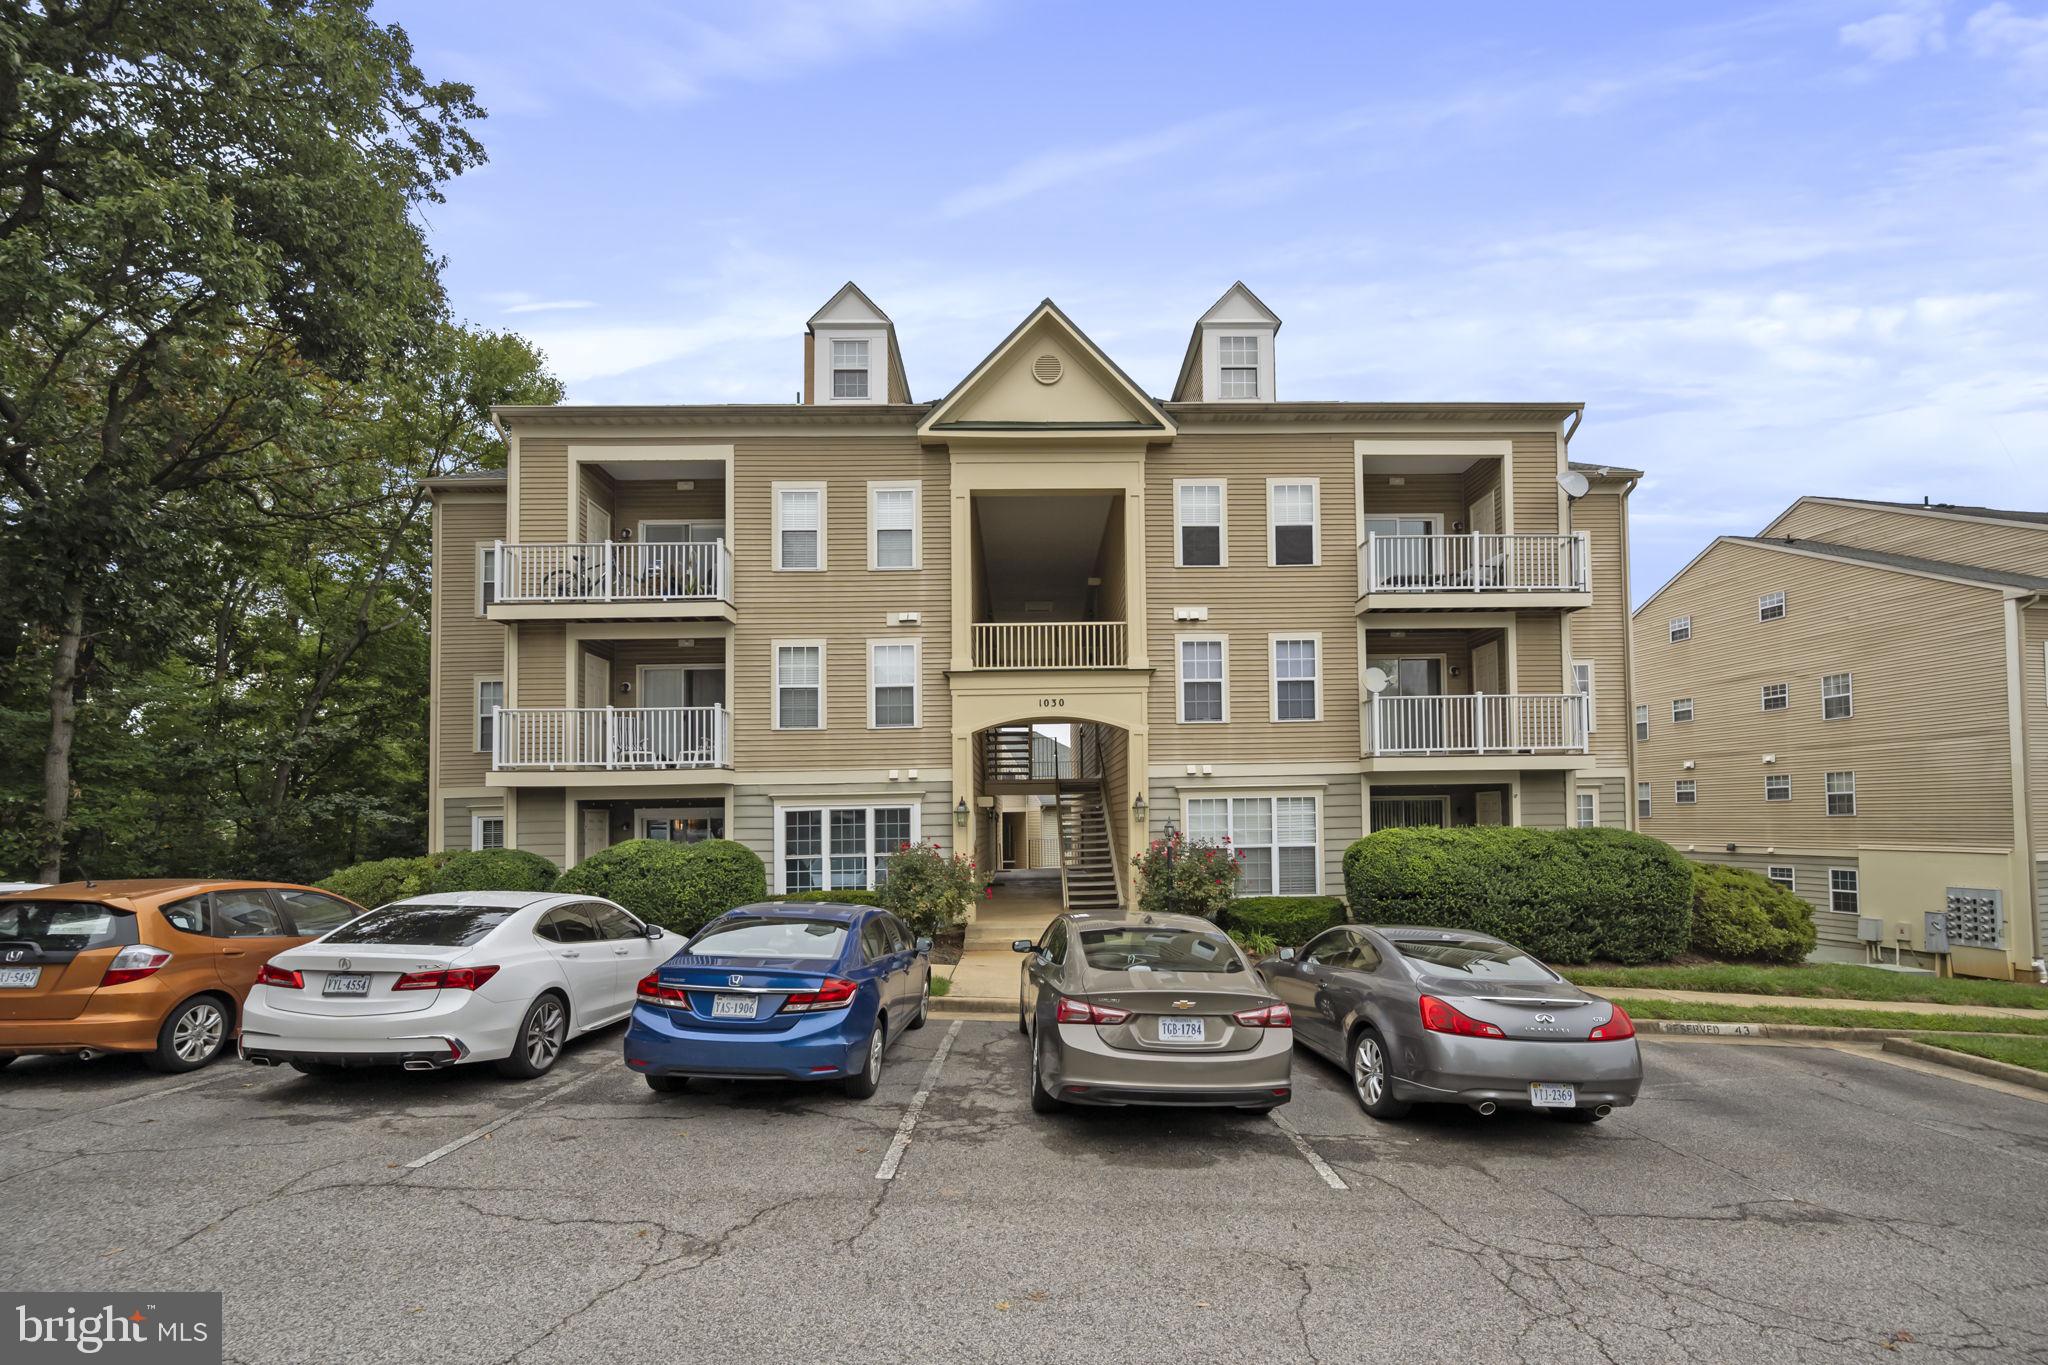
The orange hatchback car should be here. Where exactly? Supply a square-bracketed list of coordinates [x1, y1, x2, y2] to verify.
[0, 880, 366, 1073]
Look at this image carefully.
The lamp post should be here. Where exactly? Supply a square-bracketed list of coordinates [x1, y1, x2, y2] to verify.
[1162, 817, 1178, 868]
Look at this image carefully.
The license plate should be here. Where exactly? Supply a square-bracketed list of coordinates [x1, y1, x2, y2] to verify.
[1529, 1082, 1576, 1108]
[0, 967, 39, 988]
[322, 973, 371, 997]
[1159, 1017, 1206, 1044]
[711, 994, 757, 1020]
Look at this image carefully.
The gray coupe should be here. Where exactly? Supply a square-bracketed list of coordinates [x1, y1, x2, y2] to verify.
[1259, 924, 1642, 1122]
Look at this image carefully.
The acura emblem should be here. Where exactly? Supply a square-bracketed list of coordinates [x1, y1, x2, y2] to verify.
[1172, 999, 1195, 1010]
[728, 973, 745, 986]
[337, 957, 351, 971]
[1534, 1013, 1556, 1024]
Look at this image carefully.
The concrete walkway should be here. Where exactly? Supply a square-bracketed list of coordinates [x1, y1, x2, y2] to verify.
[942, 889, 1062, 1007]
[1589, 986, 2048, 1020]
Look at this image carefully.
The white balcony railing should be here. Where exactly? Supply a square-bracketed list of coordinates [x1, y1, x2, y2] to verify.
[1361, 533, 1590, 594]
[493, 706, 732, 771]
[1368, 693, 1589, 756]
[972, 621, 1128, 669]
[494, 540, 732, 605]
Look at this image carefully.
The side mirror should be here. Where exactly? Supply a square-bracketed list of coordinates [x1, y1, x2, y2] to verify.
[644, 922, 664, 940]
[1277, 947, 1297, 961]
[1011, 939, 1035, 953]
[915, 936, 934, 955]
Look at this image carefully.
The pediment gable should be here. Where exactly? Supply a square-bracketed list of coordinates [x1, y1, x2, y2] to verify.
[919, 301, 1172, 438]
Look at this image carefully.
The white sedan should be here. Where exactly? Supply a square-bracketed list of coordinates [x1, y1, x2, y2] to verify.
[239, 890, 680, 1079]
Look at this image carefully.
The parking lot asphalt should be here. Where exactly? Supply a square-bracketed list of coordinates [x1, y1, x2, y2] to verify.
[4, 1028, 2046, 1365]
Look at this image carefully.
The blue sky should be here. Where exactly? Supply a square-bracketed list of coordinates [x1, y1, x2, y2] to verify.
[383, 0, 2048, 600]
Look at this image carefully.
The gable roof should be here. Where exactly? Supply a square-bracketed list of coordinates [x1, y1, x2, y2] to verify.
[1812, 496, 2048, 528]
[1173, 281, 1282, 402]
[918, 299, 1173, 439]
[1636, 533, 2048, 615]
[807, 281, 911, 402]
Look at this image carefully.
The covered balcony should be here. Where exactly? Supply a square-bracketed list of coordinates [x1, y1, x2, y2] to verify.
[1367, 692, 1587, 756]
[1361, 532, 1589, 597]
[492, 704, 732, 773]
[495, 539, 732, 607]
[965, 492, 1132, 671]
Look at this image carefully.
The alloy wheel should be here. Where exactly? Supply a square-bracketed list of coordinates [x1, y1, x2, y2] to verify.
[173, 1003, 225, 1063]
[526, 999, 566, 1069]
[1354, 1036, 1385, 1107]
[867, 1026, 884, 1083]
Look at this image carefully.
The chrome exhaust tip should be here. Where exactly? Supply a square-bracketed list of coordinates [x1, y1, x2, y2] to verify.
[76, 1049, 96, 1061]
[1472, 1100, 1497, 1116]
[1594, 1104, 1613, 1119]
[247, 1055, 275, 1067]
[402, 1059, 439, 1072]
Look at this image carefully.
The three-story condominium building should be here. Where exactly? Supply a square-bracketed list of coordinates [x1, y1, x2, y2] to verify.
[1632, 497, 2048, 981]
[427, 283, 1640, 910]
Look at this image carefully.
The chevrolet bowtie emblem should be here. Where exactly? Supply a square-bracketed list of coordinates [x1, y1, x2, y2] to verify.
[1172, 999, 1195, 1010]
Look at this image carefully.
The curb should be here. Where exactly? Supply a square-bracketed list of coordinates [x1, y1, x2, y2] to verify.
[1637, 1019, 1912, 1042]
[1882, 1037, 2048, 1093]
[930, 995, 1013, 1019]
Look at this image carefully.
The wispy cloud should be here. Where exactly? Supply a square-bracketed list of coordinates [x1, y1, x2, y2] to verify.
[501, 299, 597, 315]
[1965, 3, 2048, 71]
[1840, 0, 1951, 63]
[939, 113, 1251, 218]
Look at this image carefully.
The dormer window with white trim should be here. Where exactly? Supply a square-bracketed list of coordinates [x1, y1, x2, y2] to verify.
[1178, 283, 1281, 402]
[831, 339, 869, 399]
[1219, 336, 1260, 398]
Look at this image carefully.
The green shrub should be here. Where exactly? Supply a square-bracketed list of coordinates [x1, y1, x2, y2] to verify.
[317, 855, 435, 910]
[878, 841, 980, 938]
[1343, 826, 1692, 965]
[1132, 828, 1241, 921]
[769, 889, 883, 906]
[1690, 863, 1818, 963]
[1223, 896, 1347, 946]
[424, 848, 559, 895]
[554, 838, 766, 935]
[1227, 927, 1281, 960]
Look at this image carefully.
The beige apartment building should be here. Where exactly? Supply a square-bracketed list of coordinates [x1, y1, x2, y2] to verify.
[1632, 497, 2048, 980]
[426, 283, 1640, 912]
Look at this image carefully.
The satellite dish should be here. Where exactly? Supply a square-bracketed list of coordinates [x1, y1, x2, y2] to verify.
[1558, 470, 1590, 500]
[1364, 667, 1390, 695]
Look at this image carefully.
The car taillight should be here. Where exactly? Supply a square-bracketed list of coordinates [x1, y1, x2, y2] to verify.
[1589, 1004, 1636, 1041]
[636, 973, 689, 1006]
[100, 945, 171, 987]
[781, 978, 858, 1014]
[1233, 1003, 1293, 1028]
[1419, 994, 1507, 1038]
[391, 965, 500, 992]
[1054, 996, 1132, 1026]
[256, 964, 304, 990]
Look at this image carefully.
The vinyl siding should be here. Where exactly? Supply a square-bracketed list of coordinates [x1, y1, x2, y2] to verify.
[433, 494, 507, 790]
[1100, 725, 1131, 886]
[1520, 770, 1567, 828]
[1632, 539, 2013, 848]
[1577, 777, 1626, 829]
[1764, 501, 2048, 580]
[606, 640, 727, 700]
[1569, 489, 1631, 769]
[517, 439, 571, 541]
[1510, 435, 1563, 536]
[443, 797, 504, 854]
[514, 788, 566, 866]
[2024, 606, 2048, 871]
[514, 623, 568, 709]
[1514, 612, 1565, 694]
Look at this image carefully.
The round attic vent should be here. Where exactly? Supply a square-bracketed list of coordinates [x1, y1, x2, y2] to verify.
[1031, 353, 1063, 385]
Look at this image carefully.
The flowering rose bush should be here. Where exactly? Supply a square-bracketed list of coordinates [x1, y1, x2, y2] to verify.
[1132, 827, 1241, 921]
[879, 840, 982, 938]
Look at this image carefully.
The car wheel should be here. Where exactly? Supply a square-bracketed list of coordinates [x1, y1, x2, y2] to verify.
[842, 1019, 885, 1099]
[645, 1073, 689, 1094]
[1349, 1028, 1411, 1121]
[908, 974, 930, 1030]
[495, 994, 568, 1080]
[1028, 1035, 1062, 1114]
[144, 996, 230, 1073]
[1551, 1107, 1605, 1124]
[1017, 986, 1029, 1035]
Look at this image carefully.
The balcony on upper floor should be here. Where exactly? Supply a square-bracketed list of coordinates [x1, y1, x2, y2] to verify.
[487, 539, 735, 623]
[490, 704, 733, 786]
[971, 621, 1128, 670]
[1363, 692, 1591, 772]
[1359, 532, 1590, 612]
[961, 489, 1137, 673]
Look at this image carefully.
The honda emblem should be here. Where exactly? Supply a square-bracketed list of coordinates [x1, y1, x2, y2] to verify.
[729, 973, 745, 987]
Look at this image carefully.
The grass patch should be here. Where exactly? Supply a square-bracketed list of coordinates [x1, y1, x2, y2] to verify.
[1911, 1034, 2048, 1074]
[1562, 962, 2046, 1010]
[928, 975, 951, 997]
[1613, 997, 2048, 1036]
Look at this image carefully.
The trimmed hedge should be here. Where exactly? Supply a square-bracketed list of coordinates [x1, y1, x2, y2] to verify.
[424, 848, 559, 895]
[1343, 826, 1692, 965]
[317, 855, 439, 910]
[1691, 863, 1818, 964]
[769, 889, 883, 906]
[554, 838, 767, 935]
[1223, 896, 1347, 946]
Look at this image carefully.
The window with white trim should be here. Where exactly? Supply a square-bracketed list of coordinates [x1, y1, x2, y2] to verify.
[1179, 636, 1226, 722]
[1575, 791, 1597, 828]
[1672, 696, 1694, 723]
[1825, 769, 1856, 816]
[779, 804, 916, 892]
[478, 544, 497, 612]
[1218, 335, 1260, 398]
[1634, 704, 1649, 741]
[1176, 481, 1224, 567]
[1669, 616, 1691, 642]
[1829, 868, 1859, 914]
[1268, 481, 1316, 566]
[1821, 672, 1852, 720]
[1765, 774, 1790, 802]
[870, 483, 917, 570]
[830, 338, 869, 399]
[1759, 590, 1786, 622]
[1272, 636, 1319, 721]
[775, 644, 823, 730]
[869, 642, 917, 729]
[774, 485, 824, 571]
[475, 679, 503, 754]
[1767, 865, 1795, 892]
[1675, 779, 1697, 805]
[1636, 781, 1652, 821]
[1186, 794, 1318, 895]
[471, 813, 504, 851]
[1571, 660, 1596, 732]
[1762, 682, 1788, 712]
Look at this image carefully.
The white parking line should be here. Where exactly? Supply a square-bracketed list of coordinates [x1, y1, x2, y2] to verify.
[875, 1020, 962, 1181]
[1270, 1108, 1348, 1191]
[403, 1065, 611, 1171]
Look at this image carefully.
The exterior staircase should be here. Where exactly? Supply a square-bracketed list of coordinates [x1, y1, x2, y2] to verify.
[1056, 781, 1121, 913]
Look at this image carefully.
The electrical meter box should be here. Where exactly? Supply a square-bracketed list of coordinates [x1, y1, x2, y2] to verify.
[1939, 888, 2003, 950]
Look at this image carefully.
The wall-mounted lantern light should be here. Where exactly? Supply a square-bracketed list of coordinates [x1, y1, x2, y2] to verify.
[954, 798, 969, 828]
[1132, 794, 1147, 823]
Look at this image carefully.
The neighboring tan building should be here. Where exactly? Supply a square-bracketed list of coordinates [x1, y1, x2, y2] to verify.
[1632, 497, 2048, 980]
[427, 282, 1639, 913]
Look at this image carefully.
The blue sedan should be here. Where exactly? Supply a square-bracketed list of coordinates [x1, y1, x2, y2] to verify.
[625, 902, 933, 1099]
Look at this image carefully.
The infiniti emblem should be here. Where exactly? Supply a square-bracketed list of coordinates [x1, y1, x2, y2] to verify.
[729, 973, 745, 986]
[1534, 1013, 1556, 1024]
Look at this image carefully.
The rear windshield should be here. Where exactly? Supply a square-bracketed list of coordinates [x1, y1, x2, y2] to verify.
[688, 918, 848, 960]
[0, 901, 136, 953]
[322, 904, 513, 947]
[1079, 928, 1242, 974]
[1388, 937, 1558, 982]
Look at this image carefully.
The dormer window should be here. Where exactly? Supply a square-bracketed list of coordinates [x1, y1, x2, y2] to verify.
[1218, 336, 1260, 398]
[831, 339, 870, 399]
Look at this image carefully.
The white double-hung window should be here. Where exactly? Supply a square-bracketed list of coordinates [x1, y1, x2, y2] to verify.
[475, 679, 504, 755]
[830, 338, 869, 399]
[1186, 795, 1319, 895]
[1268, 481, 1317, 566]
[1271, 635, 1320, 721]
[1571, 660, 1596, 732]
[775, 484, 824, 570]
[1218, 336, 1260, 398]
[1825, 770, 1856, 816]
[869, 483, 918, 569]
[779, 804, 916, 892]
[869, 642, 918, 728]
[1821, 672, 1853, 720]
[1176, 481, 1224, 567]
[1179, 636, 1227, 722]
[775, 643, 823, 729]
